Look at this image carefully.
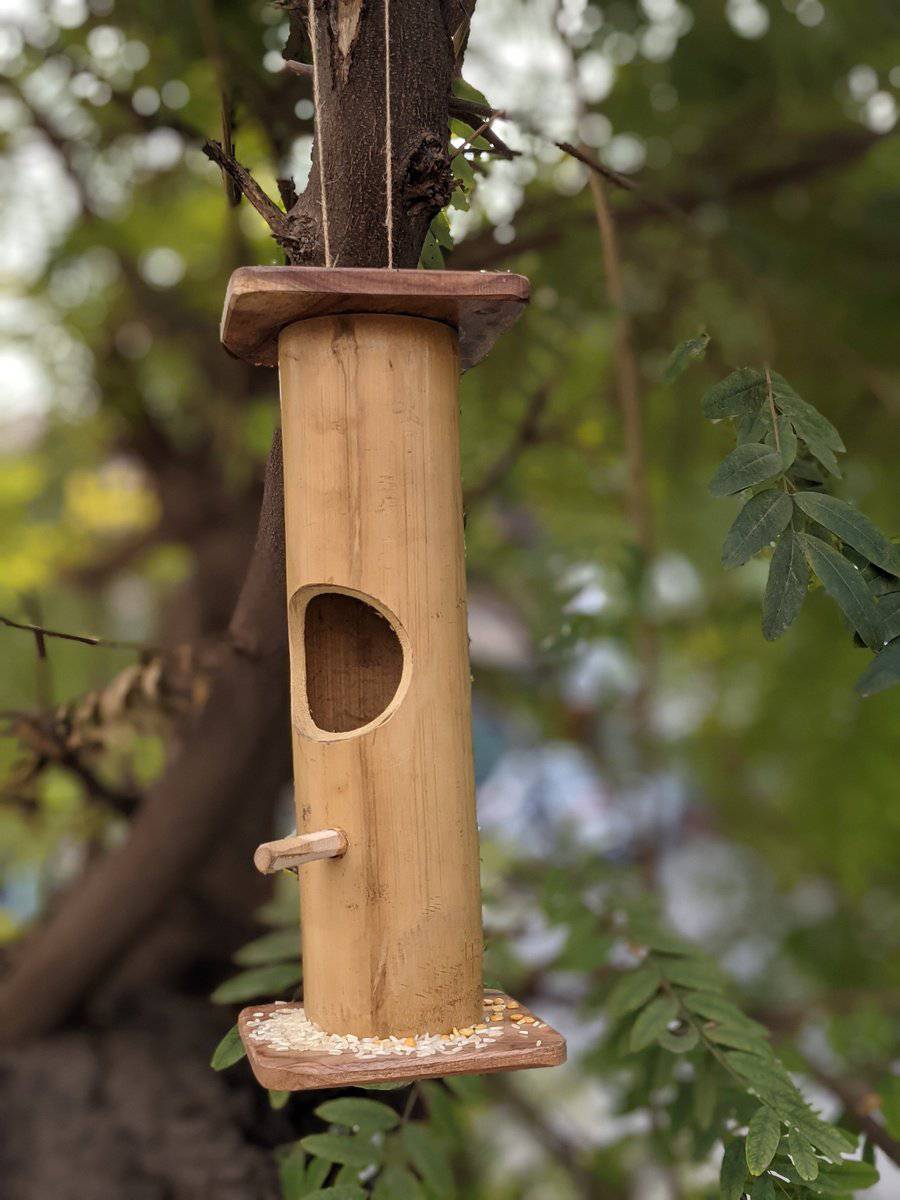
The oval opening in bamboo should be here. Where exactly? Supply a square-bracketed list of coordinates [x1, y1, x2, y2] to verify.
[291, 587, 408, 737]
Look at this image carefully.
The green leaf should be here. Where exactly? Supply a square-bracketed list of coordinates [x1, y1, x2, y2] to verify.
[304, 1157, 332, 1191]
[875, 591, 900, 644]
[738, 409, 770, 444]
[762, 530, 809, 640]
[606, 963, 661, 1018]
[630, 995, 679, 1052]
[401, 1124, 453, 1199]
[814, 1159, 879, 1193]
[748, 1177, 775, 1200]
[880, 1075, 900, 1138]
[702, 368, 765, 420]
[233, 927, 299, 966]
[794, 493, 900, 576]
[661, 957, 724, 991]
[693, 1057, 717, 1129]
[855, 642, 900, 696]
[300, 1135, 380, 1168]
[766, 415, 798, 469]
[709, 444, 783, 497]
[269, 1089, 290, 1109]
[788, 1128, 819, 1181]
[799, 533, 881, 648]
[663, 331, 709, 384]
[771, 382, 844, 476]
[210, 1023, 246, 1070]
[720, 1138, 748, 1200]
[746, 1106, 781, 1175]
[626, 916, 692, 955]
[374, 1166, 425, 1199]
[278, 1146, 306, 1200]
[658, 1023, 699, 1053]
[418, 230, 443, 270]
[315, 1098, 400, 1132]
[452, 76, 491, 107]
[791, 457, 827, 484]
[723, 1053, 805, 1117]
[771, 379, 845, 452]
[681, 992, 768, 1037]
[430, 210, 454, 251]
[721, 490, 793, 569]
[704, 1025, 770, 1054]
[210, 962, 301, 1004]
[302, 1190, 366, 1200]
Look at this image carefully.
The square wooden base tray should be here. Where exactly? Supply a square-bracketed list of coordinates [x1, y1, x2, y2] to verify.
[238, 990, 566, 1092]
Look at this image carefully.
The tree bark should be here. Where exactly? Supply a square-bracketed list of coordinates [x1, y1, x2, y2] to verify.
[0, 994, 280, 1200]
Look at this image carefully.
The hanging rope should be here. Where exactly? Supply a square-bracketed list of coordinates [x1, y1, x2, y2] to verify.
[383, 0, 394, 268]
[307, 0, 333, 267]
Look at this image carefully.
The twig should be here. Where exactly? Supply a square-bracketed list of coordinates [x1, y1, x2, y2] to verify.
[463, 382, 552, 504]
[765, 364, 780, 454]
[0, 615, 150, 653]
[802, 1062, 900, 1168]
[283, 58, 313, 78]
[587, 168, 657, 726]
[201, 140, 285, 229]
[448, 96, 518, 160]
[451, 126, 897, 272]
[450, 112, 503, 160]
[555, 140, 637, 194]
[201, 140, 312, 259]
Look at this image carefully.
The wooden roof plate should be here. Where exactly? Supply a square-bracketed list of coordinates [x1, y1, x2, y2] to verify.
[220, 266, 529, 372]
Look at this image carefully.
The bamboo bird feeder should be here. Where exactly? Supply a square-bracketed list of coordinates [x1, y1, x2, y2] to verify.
[222, 266, 565, 1089]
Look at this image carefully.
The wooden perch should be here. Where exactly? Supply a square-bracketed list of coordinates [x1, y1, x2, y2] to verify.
[253, 829, 348, 874]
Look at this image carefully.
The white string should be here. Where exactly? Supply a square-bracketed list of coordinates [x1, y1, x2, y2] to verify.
[308, 0, 332, 267]
[383, 0, 394, 269]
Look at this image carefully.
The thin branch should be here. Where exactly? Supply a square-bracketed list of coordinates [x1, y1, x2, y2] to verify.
[587, 175, 646, 529]
[450, 125, 897, 271]
[283, 58, 313, 78]
[201, 140, 313, 259]
[555, 139, 637, 194]
[448, 96, 518, 160]
[587, 172, 656, 678]
[802, 1061, 900, 1168]
[0, 614, 151, 653]
[450, 111, 503, 161]
[463, 382, 552, 504]
[201, 139, 286, 231]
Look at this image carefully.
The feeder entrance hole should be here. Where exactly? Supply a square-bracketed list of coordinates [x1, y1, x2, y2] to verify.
[290, 587, 408, 737]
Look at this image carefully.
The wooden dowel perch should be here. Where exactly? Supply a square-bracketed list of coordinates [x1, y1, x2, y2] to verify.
[254, 829, 348, 874]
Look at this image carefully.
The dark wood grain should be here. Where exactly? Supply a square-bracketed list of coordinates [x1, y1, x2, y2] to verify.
[303, 592, 404, 733]
[238, 989, 566, 1092]
[220, 266, 529, 371]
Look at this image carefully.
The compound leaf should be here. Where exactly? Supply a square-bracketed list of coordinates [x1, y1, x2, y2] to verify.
[709, 444, 783, 497]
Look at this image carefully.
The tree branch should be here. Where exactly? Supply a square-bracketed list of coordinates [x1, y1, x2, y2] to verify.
[450, 126, 897, 271]
[0, 437, 290, 1042]
[463, 381, 552, 504]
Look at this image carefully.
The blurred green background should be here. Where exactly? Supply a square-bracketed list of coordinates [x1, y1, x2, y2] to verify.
[0, 1, 898, 1197]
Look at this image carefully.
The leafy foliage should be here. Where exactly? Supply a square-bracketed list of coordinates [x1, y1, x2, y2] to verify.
[695, 365, 900, 692]
[591, 906, 874, 1200]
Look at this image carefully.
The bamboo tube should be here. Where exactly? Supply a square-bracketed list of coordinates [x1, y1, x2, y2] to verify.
[278, 313, 483, 1038]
